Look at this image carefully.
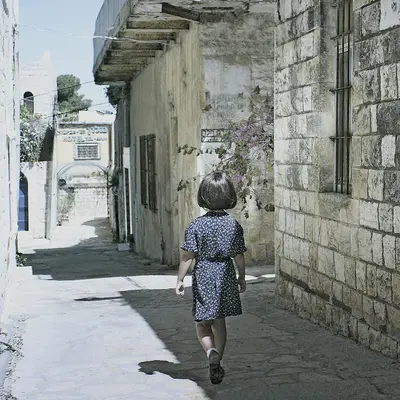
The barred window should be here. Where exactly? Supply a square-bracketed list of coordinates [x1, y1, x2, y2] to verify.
[74, 143, 100, 160]
[23, 91, 34, 114]
[332, 0, 353, 194]
[140, 136, 148, 207]
[139, 134, 157, 212]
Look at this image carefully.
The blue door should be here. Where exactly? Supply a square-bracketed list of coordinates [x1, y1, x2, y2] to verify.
[18, 174, 28, 231]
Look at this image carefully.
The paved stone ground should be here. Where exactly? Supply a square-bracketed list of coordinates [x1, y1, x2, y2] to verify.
[2, 218, 400, 399]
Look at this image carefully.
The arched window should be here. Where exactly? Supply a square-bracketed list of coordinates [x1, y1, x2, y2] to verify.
[23, 91, 34, 114]
[18, 173, 29, 231]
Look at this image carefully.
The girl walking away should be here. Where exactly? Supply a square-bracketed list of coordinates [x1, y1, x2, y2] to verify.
[175, 171, 247, 385]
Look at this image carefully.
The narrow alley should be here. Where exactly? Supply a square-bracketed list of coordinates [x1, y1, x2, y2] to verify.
[0, 219, 399, 400]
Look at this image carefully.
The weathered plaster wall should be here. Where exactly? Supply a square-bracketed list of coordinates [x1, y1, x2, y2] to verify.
[130, 25, 203, 265]
[0, 0, 19, 314]
[275, 0, 400, 359]
[198, 2, 276, 263]
[129, 4, 276, 265]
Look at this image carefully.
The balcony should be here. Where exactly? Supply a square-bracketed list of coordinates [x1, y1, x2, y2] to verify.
[93, 0, 247, 85]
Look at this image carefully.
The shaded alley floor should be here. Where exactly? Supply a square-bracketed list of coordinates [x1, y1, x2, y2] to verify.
[2, 219, 400, 399]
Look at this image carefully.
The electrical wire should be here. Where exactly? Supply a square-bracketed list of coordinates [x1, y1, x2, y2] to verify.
[44, 101, 113, 119]
[22, 80, 95, 100]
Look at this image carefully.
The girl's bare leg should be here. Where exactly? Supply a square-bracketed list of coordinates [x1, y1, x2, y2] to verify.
[195, 320, 216, 353]
[211, 318, 227, 360]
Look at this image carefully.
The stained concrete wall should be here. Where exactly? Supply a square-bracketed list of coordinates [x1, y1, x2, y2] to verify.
[130, 25, 203, 265]
[0, 0, 19, 314]
[275, 0, 400, 359]
[129, 4, 275, 265]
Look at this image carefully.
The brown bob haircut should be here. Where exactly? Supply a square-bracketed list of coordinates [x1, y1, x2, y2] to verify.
[197, 171, 237, 210]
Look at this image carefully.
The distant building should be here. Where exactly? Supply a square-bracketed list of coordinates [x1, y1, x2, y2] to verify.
[18, 52, 58, 240]
[20, 51, 57, 122]
[56, 114, 114, 225]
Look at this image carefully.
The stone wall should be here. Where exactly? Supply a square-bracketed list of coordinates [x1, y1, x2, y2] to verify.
[275, 0, 400, 358]
[20, 162, 48, 239]
[0, 0, 19, 314]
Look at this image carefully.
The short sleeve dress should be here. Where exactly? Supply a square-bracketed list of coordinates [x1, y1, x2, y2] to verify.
[181, 210, 247, 321]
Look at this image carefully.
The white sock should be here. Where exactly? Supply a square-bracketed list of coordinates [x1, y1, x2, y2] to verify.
[207, 348, 218, 358]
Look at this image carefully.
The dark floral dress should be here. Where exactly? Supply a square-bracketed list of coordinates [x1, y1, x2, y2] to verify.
[181, 211, 247, 321]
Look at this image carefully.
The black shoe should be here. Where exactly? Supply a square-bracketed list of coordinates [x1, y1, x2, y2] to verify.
[208, 350, 223, 384]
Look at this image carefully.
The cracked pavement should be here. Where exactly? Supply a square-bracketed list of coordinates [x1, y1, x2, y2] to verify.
[2, 218, 400, 399]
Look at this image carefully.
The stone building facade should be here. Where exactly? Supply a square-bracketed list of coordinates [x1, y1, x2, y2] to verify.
[275, 0, 400, 358]
[56, 119, 113, 225]
[0, 0, 19, 313]
[18, 52, 58, 240]
[20, 51, 57, 123]
[94, 0, 275, 265]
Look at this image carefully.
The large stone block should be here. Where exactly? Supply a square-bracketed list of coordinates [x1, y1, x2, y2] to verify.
[353, 69, 380, 106]
[361, 136, 382, 168]
[368, 170, 384, 201]
[387, 304, 400, 341]
[317, 245, 335, 278]
[352, 168, 368, 199]
[359, 200, 379, 230]
[382, 29, 400, 64]
[381, 64, 398, 101]
[384, 171, 400, 203]
[352, 105, 371, 135]
[377, 101, 400, 135]
[345, 256, 357, 289]
[379, 203, 393, 233]
[380, 0, 400, 30]
[376, 268, 392, 302]
[361, 1, 381, 37]
[366, 263, 377, 297]
[356, 260, 367, 293]
[395, 206, 400, 234]
[298, 31, 315, 62]
[381, 135, 396, 168]
[354, 37, 384, 71]
[392, 273, 400, 308]
[372, 232, 383, 266]
[383, 235, 396, 270]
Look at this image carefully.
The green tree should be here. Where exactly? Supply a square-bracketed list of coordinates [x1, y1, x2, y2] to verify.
[57, 74, 92, 121]
[20, 105, 47, 162]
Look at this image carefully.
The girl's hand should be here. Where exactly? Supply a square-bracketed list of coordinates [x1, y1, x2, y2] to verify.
[176, 280, 185, 297]
[238, 277, 246, 293]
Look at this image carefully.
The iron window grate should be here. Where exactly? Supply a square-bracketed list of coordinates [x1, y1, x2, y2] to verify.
[74, 143, 100, 160]
[334, 0, 353, 195]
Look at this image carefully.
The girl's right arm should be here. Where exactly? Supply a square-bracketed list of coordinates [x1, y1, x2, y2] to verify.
[234, 253, 246, 293]
[176, 251, 196, 297]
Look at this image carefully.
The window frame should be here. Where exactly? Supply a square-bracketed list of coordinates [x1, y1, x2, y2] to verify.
[331, 0, 354, 195]
[74, 143, 100, 161]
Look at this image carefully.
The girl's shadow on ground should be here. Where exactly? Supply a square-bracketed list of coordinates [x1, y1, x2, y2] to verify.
[138, 360, 199, 381]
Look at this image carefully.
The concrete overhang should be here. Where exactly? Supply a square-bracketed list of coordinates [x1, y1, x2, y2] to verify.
[93, 0, 249, 85]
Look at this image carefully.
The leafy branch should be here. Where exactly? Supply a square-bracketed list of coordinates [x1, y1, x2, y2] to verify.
[177, 91, 274, 217]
